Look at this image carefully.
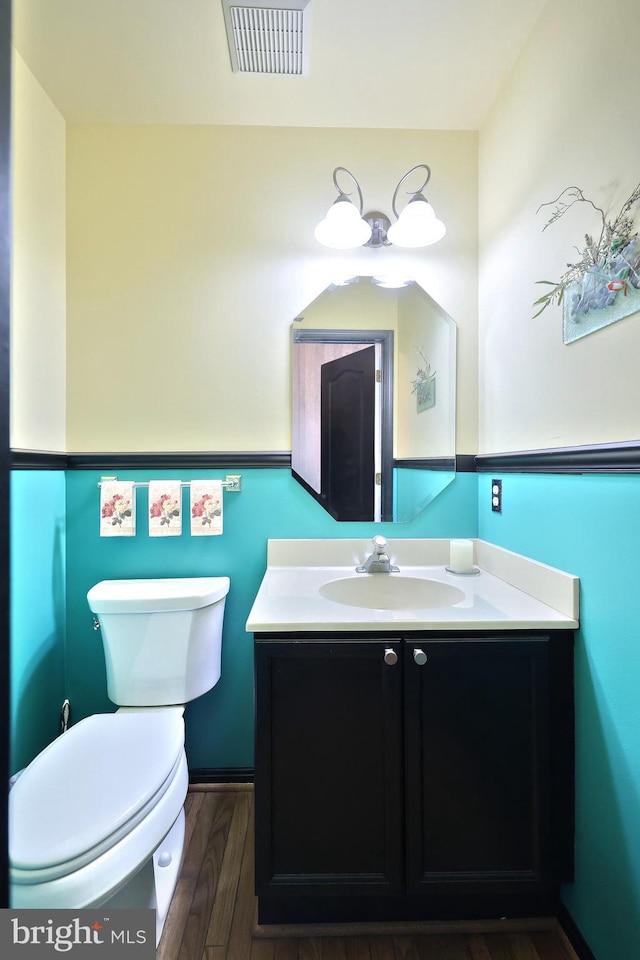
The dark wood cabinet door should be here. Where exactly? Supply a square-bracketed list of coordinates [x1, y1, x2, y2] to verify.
[254, 640, 403, 897]
[404, 637, 552, 894]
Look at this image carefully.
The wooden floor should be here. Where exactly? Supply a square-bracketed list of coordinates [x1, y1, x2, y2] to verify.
[157, 785, 579, 960]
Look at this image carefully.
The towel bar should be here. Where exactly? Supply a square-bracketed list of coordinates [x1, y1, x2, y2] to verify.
[98, 475, 242, 492]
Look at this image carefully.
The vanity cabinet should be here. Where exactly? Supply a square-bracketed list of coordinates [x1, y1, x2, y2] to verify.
[254, 630, 574, 924]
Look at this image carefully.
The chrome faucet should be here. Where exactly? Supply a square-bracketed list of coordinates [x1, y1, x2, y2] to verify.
[356, 535, 400, 574]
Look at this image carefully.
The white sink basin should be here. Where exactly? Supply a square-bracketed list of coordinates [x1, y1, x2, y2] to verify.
[319, 575, 466, 610]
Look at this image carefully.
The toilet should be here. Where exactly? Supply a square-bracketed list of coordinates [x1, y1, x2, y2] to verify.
[9, 576, 229, 946]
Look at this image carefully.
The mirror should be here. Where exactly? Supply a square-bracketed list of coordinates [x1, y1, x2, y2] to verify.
[292, 276, 456, 522]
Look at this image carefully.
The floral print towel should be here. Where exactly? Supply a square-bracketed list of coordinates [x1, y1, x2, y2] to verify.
[149, 480, 182, 537]
[190, 479, 223, 536]
[100, 480, 135, 537]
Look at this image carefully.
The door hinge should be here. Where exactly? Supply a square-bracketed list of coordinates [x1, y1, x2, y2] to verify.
[375, 369, 382, 383]
[375, 473, 382, 485]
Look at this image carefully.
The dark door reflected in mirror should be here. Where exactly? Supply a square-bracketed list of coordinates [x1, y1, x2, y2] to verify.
[321, 345, 375, 521]
[293, 330, 394, 521]
[291, 276, 457, 523]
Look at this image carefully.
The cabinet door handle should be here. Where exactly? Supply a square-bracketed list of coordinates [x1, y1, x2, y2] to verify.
[413, 648, 428, 666]
[384, 648, 398, 666]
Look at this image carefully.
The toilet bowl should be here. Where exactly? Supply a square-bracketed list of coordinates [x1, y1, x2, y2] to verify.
[10, 576, 229, 946]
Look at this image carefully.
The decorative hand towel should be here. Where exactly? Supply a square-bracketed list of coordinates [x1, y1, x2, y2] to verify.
[190, 479, 223, 536]
[100, 480, 135, 537]
[149, 480, 182, 537]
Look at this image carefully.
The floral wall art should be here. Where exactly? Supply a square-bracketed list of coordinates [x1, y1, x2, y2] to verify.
[411, 347, 436, 412]
[534, 182, 640, 343]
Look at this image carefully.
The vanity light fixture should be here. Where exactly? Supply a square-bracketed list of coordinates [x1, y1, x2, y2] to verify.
[314, 164, 446, 250]
[387, 165, 447, 248]
[313, 168, 373, 249]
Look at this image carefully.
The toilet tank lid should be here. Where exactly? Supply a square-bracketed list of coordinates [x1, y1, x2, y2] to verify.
[87, 576, 230, 613]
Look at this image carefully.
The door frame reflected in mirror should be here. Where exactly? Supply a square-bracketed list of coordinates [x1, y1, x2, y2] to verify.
[292, 328, 394, 521]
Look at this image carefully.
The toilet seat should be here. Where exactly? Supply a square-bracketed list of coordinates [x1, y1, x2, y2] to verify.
[10, 708, 187, 901]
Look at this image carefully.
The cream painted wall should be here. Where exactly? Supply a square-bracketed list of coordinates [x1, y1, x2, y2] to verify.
[11, 52, 66, 451]
[66, 126, 477, 454]
[397, 288, 455, 459]
[479, 0, 640, 454]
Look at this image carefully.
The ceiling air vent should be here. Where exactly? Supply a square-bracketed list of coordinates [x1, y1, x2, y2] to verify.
[221, 0, 311, 75]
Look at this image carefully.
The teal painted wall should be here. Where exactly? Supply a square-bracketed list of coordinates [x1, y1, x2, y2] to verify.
[477, 472, 640, 960]
[65, 468, 478, 770]
[10, 471, 66, 774]
[394, 467, 456, 522]
[13, 465, 640, 959]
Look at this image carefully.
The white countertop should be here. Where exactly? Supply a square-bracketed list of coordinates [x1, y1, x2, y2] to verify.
[245, 539, 579, 633]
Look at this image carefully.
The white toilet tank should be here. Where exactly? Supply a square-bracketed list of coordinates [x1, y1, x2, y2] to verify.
[87, 577, 230, 706]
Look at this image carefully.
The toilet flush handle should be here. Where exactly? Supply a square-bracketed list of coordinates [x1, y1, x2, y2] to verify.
[92, 616, 101, 631]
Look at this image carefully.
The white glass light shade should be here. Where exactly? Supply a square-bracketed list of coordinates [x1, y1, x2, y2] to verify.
[314, 198, 373, 249]
[387, 197, 446, 248]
